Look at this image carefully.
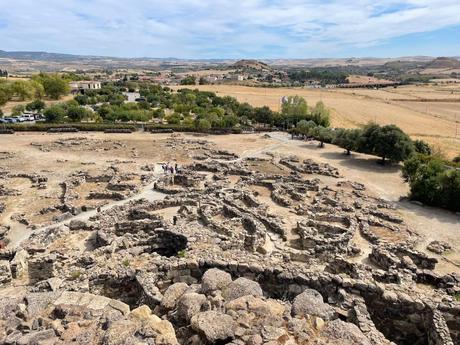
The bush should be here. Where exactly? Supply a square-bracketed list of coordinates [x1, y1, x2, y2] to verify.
[414, 139, 432, 155]
[3, 123, 137, 132]
[44, 105, 66, 123]
[402, 154, 460, 212]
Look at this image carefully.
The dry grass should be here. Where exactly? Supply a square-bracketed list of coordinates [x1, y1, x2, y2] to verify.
[1, 95, 74, 114]
[174, 84, 460, 158]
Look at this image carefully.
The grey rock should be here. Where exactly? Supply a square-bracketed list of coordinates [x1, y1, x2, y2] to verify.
[191, 311, 236, 342]
[201, 268, 232, 293]
[177, 293, 208, 322]
[161, 282, 189, 310]
[222, 277, 263, 301]
[292, 289, 337, 320]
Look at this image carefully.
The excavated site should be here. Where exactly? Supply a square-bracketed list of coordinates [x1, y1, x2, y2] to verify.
[0, 132, 459, 345]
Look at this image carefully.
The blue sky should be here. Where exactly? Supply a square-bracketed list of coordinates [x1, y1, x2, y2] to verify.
[0, 0, 459, 58]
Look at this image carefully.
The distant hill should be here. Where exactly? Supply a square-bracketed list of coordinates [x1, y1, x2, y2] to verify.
[233, 59, 271, 71]
[425, 57, 460, 69]
[0, 50, 94, 61]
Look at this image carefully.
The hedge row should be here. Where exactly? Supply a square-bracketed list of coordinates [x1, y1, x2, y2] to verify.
[144, 124, 244, 135]
[3, 123, 137, 132]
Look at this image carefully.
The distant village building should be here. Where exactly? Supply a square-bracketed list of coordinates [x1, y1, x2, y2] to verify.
[70, 81, 102, 93]
[123, 92, 141, 102]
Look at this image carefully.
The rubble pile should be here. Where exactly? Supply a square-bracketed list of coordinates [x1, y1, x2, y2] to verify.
[0, 137, 459, 345]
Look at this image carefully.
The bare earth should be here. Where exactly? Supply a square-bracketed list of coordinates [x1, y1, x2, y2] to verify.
[1, 131, 459, 275]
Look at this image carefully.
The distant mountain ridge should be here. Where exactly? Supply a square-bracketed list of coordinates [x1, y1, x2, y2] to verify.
[1, 49, 459, 63]
[425, 57, 460, 69]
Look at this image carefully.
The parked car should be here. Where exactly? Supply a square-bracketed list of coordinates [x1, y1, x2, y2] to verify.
[0, 118, 7, 124]
[3, 117, 18, 123]
[21, 114, 35, 121]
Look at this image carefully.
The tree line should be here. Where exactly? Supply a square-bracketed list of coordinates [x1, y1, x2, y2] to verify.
[0, 73, 69, 107]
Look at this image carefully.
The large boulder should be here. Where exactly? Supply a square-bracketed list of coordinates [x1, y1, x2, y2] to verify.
[161, 282, 189, 310]
[130, 305, 178, 345]
[225, 295, 285, 317]
[201, 268, 232, 293]
[319, 319, 372, 345]
[292, 289, 337, 320]
[222, 277, 263, 301]
[176, 293, 208, 322]
[191, 311, 236, 343]
[69, 219, 90, 231]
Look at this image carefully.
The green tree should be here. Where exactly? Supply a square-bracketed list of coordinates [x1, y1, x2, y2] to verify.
[67, 106, 88, 122]
[311, 126, 334, 148]
[296, 120, 316, 136]
[26, 99, 46, 112]
[44, 105, 66, 123]
[310, 101, 331, 127]
[281, 95, 308, 126]
[180, 75, 196, 85]
[0, 81, 12, 106]
[199, 77, 208, 85]
[12, 104, 25, 116]
[33, 73, 70, 99]
[11, 80, 35, 101]
[254, 106, 274, 126]
[166, 113, 181, 125]
[413, 139, 432, 156]
[333, 128, 362, 155]
[372, 125, 414, 164]
[196, 118, 211, 131]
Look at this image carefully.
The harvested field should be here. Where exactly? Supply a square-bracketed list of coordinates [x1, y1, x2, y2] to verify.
[175, 84, 460, 158]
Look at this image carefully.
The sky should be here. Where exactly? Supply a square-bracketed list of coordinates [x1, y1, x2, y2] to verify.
[0, 0, 459, 59]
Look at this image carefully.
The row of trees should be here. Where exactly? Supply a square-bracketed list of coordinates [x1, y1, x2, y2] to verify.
[293, 122, 420, 164]
[288, 69, 349, 85]
[0, 73, 69, 107]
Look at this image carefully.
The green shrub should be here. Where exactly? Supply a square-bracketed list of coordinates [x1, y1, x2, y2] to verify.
[402, 154, 460, 212]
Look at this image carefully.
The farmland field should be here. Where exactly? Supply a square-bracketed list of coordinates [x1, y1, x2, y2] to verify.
[175, 84, 460, 158]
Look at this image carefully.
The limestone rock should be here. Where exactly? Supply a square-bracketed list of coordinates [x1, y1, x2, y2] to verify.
[177, 293, 208, 322]
[161, 282, 189, 310]
[319, 319, 372, 345]
[191, 311, 236, 342]
[131, 305, 178, 345]
[201, 268, 232, 293]
[222, 277, 263, 301]
[292, 289, 337, 321]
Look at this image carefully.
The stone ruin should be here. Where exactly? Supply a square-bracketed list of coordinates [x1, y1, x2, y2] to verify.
[0, 141, 459, 345]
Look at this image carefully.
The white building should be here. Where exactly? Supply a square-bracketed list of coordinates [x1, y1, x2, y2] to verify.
[70, 81, 102, 91]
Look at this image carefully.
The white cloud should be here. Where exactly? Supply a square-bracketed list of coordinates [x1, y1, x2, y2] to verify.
[0, 0, 459, 57]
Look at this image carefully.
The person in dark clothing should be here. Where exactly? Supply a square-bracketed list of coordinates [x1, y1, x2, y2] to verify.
[173, 215, 178, 225]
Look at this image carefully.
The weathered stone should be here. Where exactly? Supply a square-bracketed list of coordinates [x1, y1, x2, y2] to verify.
[292, 289, 337, 320]
[191, 311, 236, 342]
[201, 268, 232, 293]
[222, 277, 263, 301]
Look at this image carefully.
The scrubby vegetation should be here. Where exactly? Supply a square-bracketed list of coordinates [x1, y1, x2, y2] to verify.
[0, 74, 69, 106]
[403, 155, 460, 212]
[288, 69, 349, 85]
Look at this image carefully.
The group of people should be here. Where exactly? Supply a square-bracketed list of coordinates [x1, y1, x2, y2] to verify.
[161, 163, 180, 175]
